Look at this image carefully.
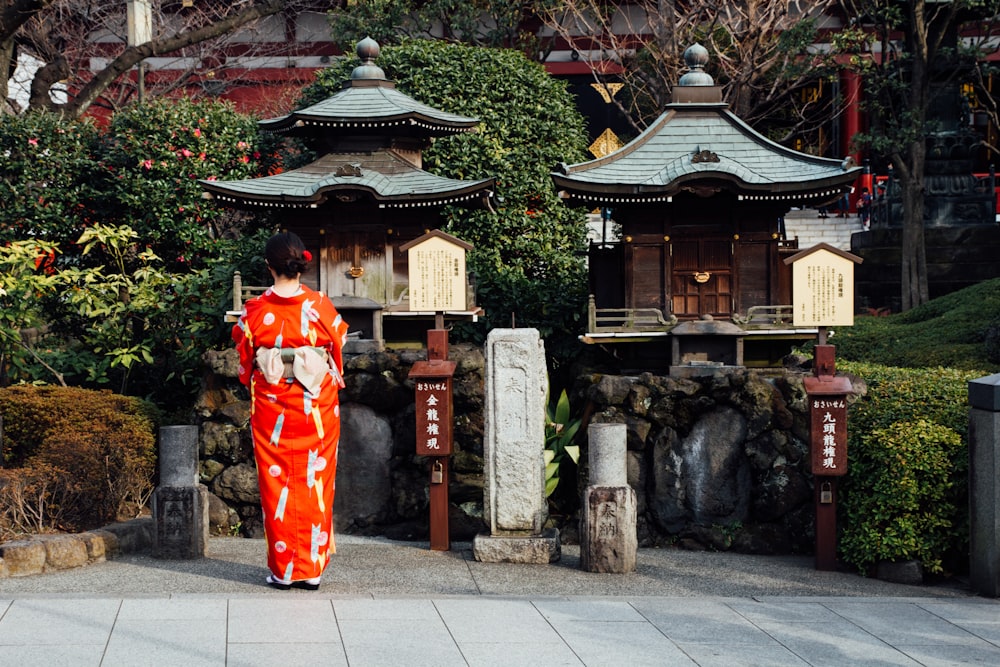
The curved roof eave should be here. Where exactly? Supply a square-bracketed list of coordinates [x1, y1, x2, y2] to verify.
[200, 177, 495, 210]
[258, 84, 480, 136]
[553, 104, 860, 194]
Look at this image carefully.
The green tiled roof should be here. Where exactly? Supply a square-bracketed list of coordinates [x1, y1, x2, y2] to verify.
[258, 80, 480, 138]
[200, 151, 493, 209]
[553, 104, 860, 204]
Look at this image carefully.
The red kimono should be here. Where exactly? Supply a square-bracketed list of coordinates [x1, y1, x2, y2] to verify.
[232, 285, 349, 583]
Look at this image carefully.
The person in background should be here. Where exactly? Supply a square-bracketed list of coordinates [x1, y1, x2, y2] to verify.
[232, 231, 349, 590]
[858, 187, 872, 229]
[837, 191, 850, 218]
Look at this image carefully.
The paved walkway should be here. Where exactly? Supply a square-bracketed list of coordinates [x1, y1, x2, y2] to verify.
[0, 536, 997, 666]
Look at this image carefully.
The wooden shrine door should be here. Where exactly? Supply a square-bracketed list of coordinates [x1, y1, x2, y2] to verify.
[670, 237, 733, 318]
[324, 231, 391, 303]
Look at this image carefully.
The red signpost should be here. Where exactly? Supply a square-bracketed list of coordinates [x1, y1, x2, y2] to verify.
[408, 329, 456, 551]
[784, 244, 861, 571]
[804, 344, 852, 571]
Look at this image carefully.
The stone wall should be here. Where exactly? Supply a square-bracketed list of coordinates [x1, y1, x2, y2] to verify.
[197, 345, 488, 541]
[197, 348, 857, 554]
[573, 368, 852, 553]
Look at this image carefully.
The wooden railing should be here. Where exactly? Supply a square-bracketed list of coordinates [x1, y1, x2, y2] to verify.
[587, 296, 678, 333]
[731, 305, 795, 329]
[226, 271, 268, 322]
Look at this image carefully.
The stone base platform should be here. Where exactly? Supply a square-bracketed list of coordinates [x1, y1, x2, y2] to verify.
[472, 528, 561, 564]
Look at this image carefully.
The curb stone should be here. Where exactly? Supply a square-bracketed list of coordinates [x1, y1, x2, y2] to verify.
[0, 517, 152, 578]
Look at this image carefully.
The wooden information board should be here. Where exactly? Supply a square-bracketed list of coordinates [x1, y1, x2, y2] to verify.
[784, 243, 862, 328]
[400, 230, 472, 312]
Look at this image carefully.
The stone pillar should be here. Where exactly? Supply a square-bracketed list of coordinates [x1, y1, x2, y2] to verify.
[969, 373, 1000, 597]
[473, 329, 559, 564]
[152, 425, 209, 559]
[580, 423, 636, 573]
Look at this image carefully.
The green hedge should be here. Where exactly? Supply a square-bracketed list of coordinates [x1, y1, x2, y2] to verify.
[838, 361, 983, 574]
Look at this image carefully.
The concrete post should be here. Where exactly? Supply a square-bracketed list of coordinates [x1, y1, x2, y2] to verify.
[969, 374, 1000, 597]
[580, 423, 637, 574]
[152, 425, 209, 559]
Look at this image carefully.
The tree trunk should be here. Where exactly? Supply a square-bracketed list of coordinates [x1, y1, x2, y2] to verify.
[899, 157, 929, 311]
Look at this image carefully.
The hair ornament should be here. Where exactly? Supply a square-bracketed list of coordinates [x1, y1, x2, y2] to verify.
[302, 250, 313, 262]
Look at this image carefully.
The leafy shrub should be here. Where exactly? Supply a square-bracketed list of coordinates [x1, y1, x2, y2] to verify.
[92, 97, 263, 272]
[838, 361, 984, 574]
[839, 420, 962, 575]
[0, 385, 159, 536]
[0, 112, 101, 248]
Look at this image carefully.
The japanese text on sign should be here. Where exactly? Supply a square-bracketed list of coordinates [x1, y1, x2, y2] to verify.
[788, 246, 858, 328]
[409, 244, 466, 311]
[414, 378, 453, 456]
[808, 395, 848, 476]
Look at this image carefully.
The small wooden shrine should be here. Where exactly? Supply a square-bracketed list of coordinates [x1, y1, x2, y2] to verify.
[203, 38, 494, 350]
[552, 44, 861, 370]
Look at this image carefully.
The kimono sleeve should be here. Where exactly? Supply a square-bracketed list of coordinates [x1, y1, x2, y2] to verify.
[231, 311, 255, 386]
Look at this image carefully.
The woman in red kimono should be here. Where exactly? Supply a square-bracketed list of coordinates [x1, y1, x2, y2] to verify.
[232, 232, 349, 590]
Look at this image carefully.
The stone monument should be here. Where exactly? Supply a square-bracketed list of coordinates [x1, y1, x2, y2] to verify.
[580, 423, 637, 573]
[151, 425, 209, 559]
[473, 328, 559, 563]
[969, 373, 1000, 597]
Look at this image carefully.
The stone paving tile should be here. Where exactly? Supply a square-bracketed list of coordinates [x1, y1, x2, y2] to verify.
[341, 636, 467, 666]
[531, 598, 648, 622]
[458, 641, 583, 666]
[101, 617, 227, 667]
[823, 600, 994, 646]
[226, 641, 349, 666]
[226, 598, 339, 645]
[333, 597, 437, 620]
[630, 598, 786, 645]
[676, 642, 811, 667]
[551, 619, 696, 666]
[433, 598, 566, 644]
[0, 644, 106, 667]
[754, 619, 923, 666]
[895, 642, 1000, 666]
[0, 598, 120, 646]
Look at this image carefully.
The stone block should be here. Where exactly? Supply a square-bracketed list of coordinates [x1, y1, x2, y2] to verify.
[336, 403, 393, 531]
[0, 540, 47, 576]
[152, 484, 209, 559]
[472, 528, 561, 564]
[580, 485, 637, 574]
[876, 559, 923, 585]
[101, 517, 153, 555]
[41, 535, 89, 571]
[78, 532, 108, 562]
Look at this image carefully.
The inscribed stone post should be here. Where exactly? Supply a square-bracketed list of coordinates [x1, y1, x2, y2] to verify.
[581, 423, 636, 573]
[473, 329, 559, 563]
[152, 425, 209, 559]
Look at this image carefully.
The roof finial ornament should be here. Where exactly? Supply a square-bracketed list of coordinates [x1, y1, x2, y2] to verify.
[351, 36, 386, 80]
[678, 43, 714, 87]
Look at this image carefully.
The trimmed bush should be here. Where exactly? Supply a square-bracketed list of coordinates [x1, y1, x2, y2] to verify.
[839, 419, 962, 575]
[0, 385, 158, 536]
[838, 362, 983, 575]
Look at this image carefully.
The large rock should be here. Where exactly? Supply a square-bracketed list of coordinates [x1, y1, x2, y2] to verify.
[650, 406, 750, 531]
[335, 402, 393, 530]
[211, 462, 260, 504]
